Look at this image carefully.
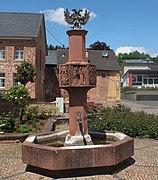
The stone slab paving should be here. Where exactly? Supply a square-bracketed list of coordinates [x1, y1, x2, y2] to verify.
[0, 138, 158, 180]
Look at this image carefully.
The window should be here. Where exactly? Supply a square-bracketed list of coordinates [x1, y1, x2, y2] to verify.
[149, 78, 153, 84]
[143, 79, 147, 84]
[13, 73, 21, 85]
[154, 79, 158, 84]
[132, 75, 142, 85]
[15, 48, 24, 60]
[137, 75, 142, 85]
[0, 73, 5, 88]
[0, 48, 5, 60]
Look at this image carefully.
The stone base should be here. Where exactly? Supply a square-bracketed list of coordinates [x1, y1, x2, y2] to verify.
[64, 134, 93, 146]
[22, 131, 134, 171]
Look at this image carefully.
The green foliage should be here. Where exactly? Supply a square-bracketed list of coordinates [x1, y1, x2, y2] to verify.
[31, 119, 37, 129]
[5, 85, 28, 104]
[25, 104, 59, 120]
[117, 51, 151, 66]
[38, 104, 59, 119]
[89, 41, 111, 50]
[152, 55, 158, 62]
[47, 44, 65, 50]
[139, 86, 158, 91]
[121, 86, 158, 93]
[88, 105, 158, 139]
[0, 112, 15, 132]
[5, 85, 29, 121]
[20, 124, 30, 133]
[25, 104, 39, 120]
[121, 86, 138, 93]
[15, 61, 36, 86]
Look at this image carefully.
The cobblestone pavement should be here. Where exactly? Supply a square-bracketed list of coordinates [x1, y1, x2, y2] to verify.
[0, 138, 158, 180]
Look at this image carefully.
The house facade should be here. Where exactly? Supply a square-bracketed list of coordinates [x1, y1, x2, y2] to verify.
[0, 12, 47, 101]
[121, 59, 158, 88]
[45, 49, 120, 106]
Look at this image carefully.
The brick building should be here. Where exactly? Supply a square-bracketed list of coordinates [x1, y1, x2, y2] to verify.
[0, 12, 120, 106]
[0, 12, 47, 101]
[45, 49, 120, 106]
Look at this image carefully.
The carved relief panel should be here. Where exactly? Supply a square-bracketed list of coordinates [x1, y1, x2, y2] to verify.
[71, 65, 87, 86]
[59, 65, 69, 86]
[59, 64, 96, 88]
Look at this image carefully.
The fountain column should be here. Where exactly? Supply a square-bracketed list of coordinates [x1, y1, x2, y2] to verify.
[59, 29, 96, 146]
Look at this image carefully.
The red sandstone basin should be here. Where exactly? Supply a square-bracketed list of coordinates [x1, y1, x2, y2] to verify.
[22, 130, 134, 170]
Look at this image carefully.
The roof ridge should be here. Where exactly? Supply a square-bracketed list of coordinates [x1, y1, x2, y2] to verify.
[0, 12, 42, 15]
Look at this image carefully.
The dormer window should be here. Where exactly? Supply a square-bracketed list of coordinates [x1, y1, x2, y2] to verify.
[15, 48, 24, 60]
[0, 48, 5, 60]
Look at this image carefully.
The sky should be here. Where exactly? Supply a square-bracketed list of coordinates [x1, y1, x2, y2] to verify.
[1, 0, 158, 57]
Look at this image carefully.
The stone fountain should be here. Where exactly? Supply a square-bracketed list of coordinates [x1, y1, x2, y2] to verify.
[59, 8, 96, 146]
[22, 9, 134, 173]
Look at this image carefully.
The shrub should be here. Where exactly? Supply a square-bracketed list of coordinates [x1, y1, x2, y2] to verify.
[25, 104, 59, 120]
[0, 112, 15, 132]
[121, 86, 138, 93]
[88, 105, 158, 139]
[20, 124, 30, 133]
[25, 104, 39, 120]
[31, 119, 37, 129]
[4, 85, 29, 121]
[121, 86, 158, 93]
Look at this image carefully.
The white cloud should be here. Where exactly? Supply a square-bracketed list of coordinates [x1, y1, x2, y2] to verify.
[115, 46, 158, 57]
[115, 46, 147, 56]
[40, 8, 67, 26]
[81, 7, 97, 20]
[151, 53, 158, 57]
[40, 7, 97, 26]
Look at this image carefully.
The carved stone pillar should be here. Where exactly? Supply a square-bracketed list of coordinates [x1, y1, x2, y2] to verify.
[59, 29, 96, 146]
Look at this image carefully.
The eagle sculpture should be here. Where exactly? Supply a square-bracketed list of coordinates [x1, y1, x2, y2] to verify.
[64, 8, 90, 29]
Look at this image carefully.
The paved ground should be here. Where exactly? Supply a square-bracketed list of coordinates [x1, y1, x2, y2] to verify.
[121, 99, 158, 114]
[1, 100, 158, 179]
[0, 138, 158, 180]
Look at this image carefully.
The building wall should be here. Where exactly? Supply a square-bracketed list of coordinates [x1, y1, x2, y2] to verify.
[88, 70, 120, 106]
[0, 39, 36, 97]
[0, 33, 46, 101]
[123, 73, 129, 87]
[123, 65, 149, 75]
[0, 37, 45, 99]
[34, 25, 47, 101]
[45, 65, 61, 101]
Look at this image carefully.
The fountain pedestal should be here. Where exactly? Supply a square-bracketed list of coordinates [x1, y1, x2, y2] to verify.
[59, 29, 96, 146]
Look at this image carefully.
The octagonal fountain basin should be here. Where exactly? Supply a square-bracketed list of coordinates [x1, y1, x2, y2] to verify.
[22, 130, 134, 171]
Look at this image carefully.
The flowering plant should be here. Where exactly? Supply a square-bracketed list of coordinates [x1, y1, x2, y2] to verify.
[5, 85, 29, 121]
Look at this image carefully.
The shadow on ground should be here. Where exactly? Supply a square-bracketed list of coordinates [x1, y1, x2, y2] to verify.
[26, 157, 135, 179]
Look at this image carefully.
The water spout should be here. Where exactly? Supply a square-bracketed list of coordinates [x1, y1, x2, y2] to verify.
[76, 111, 87, 145]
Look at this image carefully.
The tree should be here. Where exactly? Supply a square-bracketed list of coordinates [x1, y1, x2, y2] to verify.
[48, 44, 54, 50]
[89, 41, 111, 50]
[15, 61, 36, 86]
[117, 51, 151, 66]
[47, 44, 66, 50]
[152, 55, 158, 62]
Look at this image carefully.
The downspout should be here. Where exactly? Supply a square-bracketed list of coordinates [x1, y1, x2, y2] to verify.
[129, 72, 133, 88]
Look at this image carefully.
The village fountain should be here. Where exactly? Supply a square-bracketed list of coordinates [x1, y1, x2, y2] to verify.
[22, 9, 134, 174]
